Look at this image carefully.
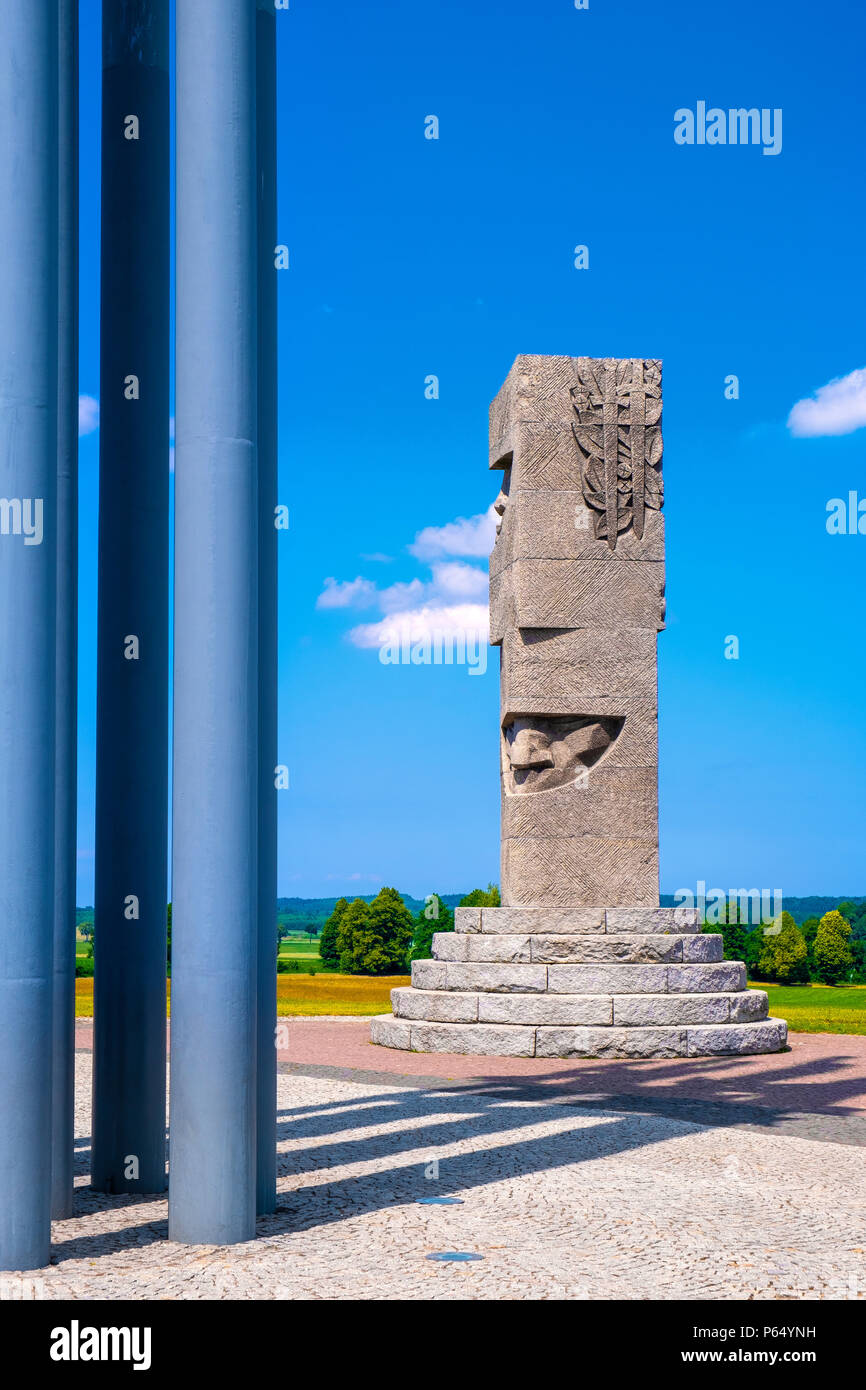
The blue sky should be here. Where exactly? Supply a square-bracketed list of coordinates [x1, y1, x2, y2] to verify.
[76, 0, 866, 904]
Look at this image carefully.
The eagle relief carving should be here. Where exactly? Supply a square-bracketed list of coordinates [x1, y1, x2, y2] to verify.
[570, 358, 663, 550]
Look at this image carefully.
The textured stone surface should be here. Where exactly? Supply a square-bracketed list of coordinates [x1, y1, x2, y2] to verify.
[510, 490, 666, 564]
[464, 934, 532, 963]
[507, 557, 665, 631]
[408, 1019, 537, 1058]
[27, 1051, 863, 1301]
[681, 934, 723, 963]
[504, 625, 658, 696]
[410, 960, 447, 992]
[613, 992, 765, 1026]
[605, 907, 699, 933]
[475, 906, 606, 934]
[391, 988, 479, 1023]
[462, 905, 699, 934]
[370, 1015, 410, 1049]
[730, 989, 770, 1022]
[430, 932, 469, 962]
[547, 964, 670, 995]
[669, 962, 746, 993]
[530, 934, 684, 965]
[439, 962, 549, 994]
[502, 837, 659, 909]
[372, 1015, 788, 1060]
[687, 1020, 788, 1057]
[477, 993, 613, 1026]
[381, 909, 772, 1056]
[501, 767, 658, 842]
[454, 906, 481, 933]
[536, 1026, 688, 1059]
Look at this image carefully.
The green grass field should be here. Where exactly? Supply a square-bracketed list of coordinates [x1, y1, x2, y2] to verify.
[754, 982, 866, 1035]
[278, 938, 321, 958]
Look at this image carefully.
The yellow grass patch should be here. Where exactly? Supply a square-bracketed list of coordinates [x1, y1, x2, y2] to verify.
[277, 974, 409, 1016]
[76, 975, 411, 1019]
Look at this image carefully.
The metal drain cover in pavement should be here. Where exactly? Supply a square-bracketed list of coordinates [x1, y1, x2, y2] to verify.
[427, 1251, 483, 1262]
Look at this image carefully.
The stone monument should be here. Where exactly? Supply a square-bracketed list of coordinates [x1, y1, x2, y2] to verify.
[371, 356, 787, 1058]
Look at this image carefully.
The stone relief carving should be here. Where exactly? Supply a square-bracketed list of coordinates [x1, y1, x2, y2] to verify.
[501, 714, 624, 796]
[493, 462, 511, 536]
[571, 358, 663, 550]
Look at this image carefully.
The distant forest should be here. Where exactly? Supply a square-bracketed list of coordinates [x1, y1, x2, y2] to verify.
[76, 893, 866, 936]
[659, 894, 866, 931]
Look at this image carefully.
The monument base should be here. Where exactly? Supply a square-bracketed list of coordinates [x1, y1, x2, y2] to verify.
[370, 906, 788, 1059]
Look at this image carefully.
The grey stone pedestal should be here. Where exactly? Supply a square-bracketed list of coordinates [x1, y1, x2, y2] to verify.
[371, 907, 787, 1058]
[370, 356, 786, 1061]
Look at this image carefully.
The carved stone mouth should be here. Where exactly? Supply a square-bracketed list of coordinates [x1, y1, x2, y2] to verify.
[502, 713, 624, 795]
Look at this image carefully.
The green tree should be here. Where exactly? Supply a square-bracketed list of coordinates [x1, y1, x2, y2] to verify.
[740, 925, 764, 977]
[336, 898, 369, 971]
[756, 911, 809, 983]
[800, 916, 819, 977]
[813, 909, 854, 985]
[459, 883, 501, 908]
[319, 897, 347, 970]
[702, 901, 748, 962]
[837, 901, 866, 943]
[338, 888, 414, 975]
[409, 893, 455, 962]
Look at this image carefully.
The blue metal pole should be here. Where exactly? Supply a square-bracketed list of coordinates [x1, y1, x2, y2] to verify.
[52, 0, 79, 1222]
[170, 0, 258, 1245]
[256, 0, 278, 1219]
[91, 0, 170, 1195]
[0, 2, 58, 1271]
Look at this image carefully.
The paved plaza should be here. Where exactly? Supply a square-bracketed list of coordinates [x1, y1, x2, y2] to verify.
[17, 1024, 865, 1300]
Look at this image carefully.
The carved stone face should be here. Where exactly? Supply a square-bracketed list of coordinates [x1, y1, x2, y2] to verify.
[502, 714, 623, 795]
[493, 464, 511, 535]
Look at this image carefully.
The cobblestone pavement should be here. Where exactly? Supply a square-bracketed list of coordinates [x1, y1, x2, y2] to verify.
[24, 1045, 866, 1300]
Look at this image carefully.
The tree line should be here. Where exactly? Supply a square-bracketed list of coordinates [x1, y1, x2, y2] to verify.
[708, 903, 865, 985]
[319, 884, 500, 975]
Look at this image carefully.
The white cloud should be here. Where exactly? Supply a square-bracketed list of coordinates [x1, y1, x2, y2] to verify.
[409, 504, 497, 560]
[429, 560, 488, 600]
[321, 508, 493, 656]
[78, 394, 99, 436]
[348, 602, 489, 650]
[377, 577, 427, 613]
[325, 872, 382, 883]
[787, 367, 866, 437]
[316, 576, 378, 609]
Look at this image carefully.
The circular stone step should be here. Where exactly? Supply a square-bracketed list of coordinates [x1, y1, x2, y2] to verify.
[432, 931, 723, 965]
[370, 1014, 788, 1059]
[410, 959, 747, 995]
[390, 987, 769, 1027]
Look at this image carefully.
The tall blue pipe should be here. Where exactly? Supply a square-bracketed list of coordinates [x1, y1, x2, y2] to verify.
[52, 0, 79, 1222]
[92, 0, 170, 1195]
[0, 2, 58, 1271]
[256, 0, 278, 1219]
[170, 0, 259, 1246]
